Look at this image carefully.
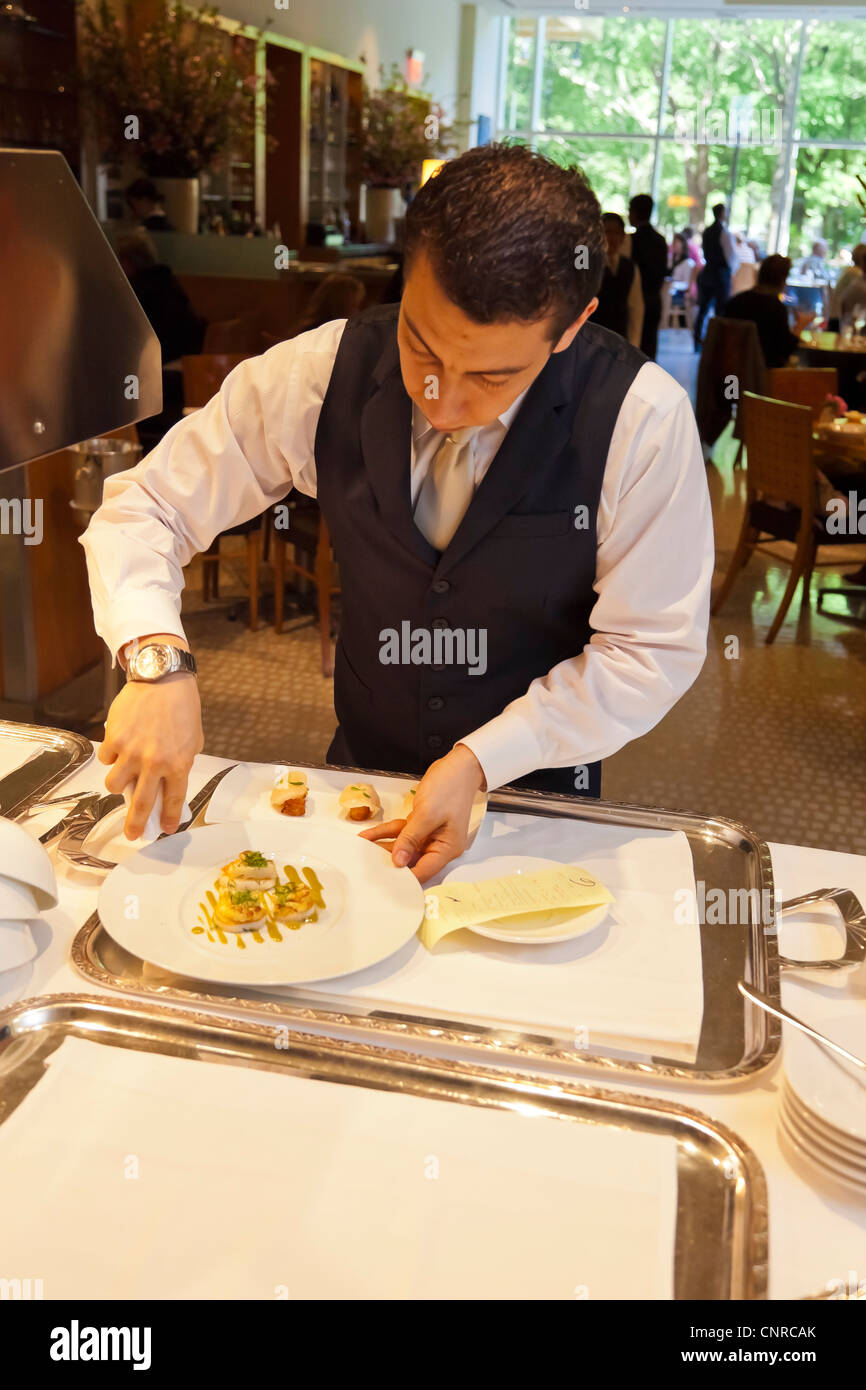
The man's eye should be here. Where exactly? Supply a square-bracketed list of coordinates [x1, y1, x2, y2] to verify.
[478, 376, 507, 390]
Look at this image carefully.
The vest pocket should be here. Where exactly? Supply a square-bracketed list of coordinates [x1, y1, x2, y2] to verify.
[485, 511, 574, 538]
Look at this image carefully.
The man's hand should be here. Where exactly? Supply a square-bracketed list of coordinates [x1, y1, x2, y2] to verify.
[99, 636, 203, 839]
[359, 744, 486, 883]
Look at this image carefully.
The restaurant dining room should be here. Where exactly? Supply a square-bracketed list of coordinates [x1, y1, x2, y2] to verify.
[1, 0, 866, 1341]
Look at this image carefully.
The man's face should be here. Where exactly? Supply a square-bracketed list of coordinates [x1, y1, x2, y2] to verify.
[398, 250, 595, 431]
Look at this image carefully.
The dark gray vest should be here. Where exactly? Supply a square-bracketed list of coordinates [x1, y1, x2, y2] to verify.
[315, 304, 644, 792]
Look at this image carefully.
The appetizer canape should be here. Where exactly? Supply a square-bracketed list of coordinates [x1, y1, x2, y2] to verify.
[220, 849, 277, 891]
[214, 886, 266, 932]
[338, 782, 382, 822]
[266, 881, 316, 923]
[271, 769, 309, 817]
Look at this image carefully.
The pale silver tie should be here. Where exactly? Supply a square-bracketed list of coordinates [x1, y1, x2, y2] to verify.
[414, 426, 480, 551]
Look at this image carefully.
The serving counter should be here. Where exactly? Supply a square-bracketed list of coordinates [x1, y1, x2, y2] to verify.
[1, 736, 865, 1300]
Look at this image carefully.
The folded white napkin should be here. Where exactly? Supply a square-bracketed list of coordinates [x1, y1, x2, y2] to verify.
[0, 919, 37, 972]
[121, 785, 191, 846]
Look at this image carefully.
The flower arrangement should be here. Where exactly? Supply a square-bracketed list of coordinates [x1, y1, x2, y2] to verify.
[77, 1, 270, 179]
[361, 65, 454, 189]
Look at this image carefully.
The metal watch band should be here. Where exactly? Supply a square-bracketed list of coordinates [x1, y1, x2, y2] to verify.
[127, 643, 197, 682]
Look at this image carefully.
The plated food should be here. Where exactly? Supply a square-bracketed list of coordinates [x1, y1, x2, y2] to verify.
[270, 770, 308, 817]
[338, 782, 382, 822]
[401, 785, 418, 819]
[202, 848, 325, 937]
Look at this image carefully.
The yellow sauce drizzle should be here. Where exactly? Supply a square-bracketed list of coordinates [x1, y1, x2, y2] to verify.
[194, 864, 325, 946]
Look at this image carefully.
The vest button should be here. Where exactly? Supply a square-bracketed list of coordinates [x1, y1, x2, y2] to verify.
[431, 579, 450, 594]
[427, 734, 443, 749]
[431, 617, 448, 629]
[427, 696, 444, 711]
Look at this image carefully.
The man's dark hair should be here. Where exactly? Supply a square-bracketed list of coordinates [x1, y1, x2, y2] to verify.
[629, 194, 653, 223]
[404, 143, 605, 340]
[126, 177, 161, 205]
[682, 225, 694, 239]
[712, 202, 726, 220]
[602, 212, 626, 233]
[757, 254, 791, 289]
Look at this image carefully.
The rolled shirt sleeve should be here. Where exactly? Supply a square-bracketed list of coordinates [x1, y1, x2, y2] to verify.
[459, 363, 714, 791]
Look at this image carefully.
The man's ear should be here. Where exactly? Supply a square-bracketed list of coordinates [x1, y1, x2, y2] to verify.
[552, 298, 599, 354]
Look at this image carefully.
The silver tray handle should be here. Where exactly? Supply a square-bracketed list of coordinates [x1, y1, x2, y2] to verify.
[777, 887, 866, 971]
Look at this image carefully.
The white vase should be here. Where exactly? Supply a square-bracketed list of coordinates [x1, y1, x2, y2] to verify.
[152, 176, 200, 235]
[365, 186, 404, 244]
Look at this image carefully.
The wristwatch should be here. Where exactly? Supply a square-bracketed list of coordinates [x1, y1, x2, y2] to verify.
[126, 642, 197, 683]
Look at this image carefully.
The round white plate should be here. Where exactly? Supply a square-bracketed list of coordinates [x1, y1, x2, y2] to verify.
[779, 1097, 866, 1191]
[97, 820, 425, 986]
[439, 855, 610, 944]
[784, 1013, 866, 1143]
[783, 1081, 866, 1162]
[0, 819, 58, 909]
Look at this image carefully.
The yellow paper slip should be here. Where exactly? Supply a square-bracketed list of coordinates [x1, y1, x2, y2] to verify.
[420, 865, 613, 949]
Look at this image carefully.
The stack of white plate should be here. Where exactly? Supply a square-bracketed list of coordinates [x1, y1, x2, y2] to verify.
[0, 819, 59, 973]
[780, 1013, 866, 1196]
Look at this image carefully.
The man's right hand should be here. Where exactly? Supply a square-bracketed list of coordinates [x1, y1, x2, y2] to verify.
[99, 644, 204, 839]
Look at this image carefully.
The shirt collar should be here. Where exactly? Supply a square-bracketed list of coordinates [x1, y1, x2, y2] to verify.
[412, 385, 530, 444]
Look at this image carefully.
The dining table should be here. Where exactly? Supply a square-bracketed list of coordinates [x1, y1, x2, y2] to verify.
[799, 330, 866, 412]
[2, 732, 865, 1303]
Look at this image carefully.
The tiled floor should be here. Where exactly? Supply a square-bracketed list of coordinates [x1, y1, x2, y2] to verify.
[171, 328, 866, 855]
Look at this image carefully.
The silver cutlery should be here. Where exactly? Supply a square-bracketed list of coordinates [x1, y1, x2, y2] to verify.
[57, 766, 237, 873]
[738, 980, 866, 1074]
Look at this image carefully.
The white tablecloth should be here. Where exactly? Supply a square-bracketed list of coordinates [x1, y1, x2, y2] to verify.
[4, 749, 866, 1301]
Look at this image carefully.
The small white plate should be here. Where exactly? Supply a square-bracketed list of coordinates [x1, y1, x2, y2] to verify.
[97, 820, 424, 986]
[439, 855, 610, 945]
[782, 1086, 866, 1168]
[0, 919, 37, 972]
[779, 1098, 866, 1192]
[0, 874, 42, 921]
[784, 1013, 866, 1144]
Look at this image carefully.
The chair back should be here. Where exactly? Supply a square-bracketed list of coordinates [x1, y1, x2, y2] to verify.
[741, 392, 815, 513]
[766, 366, 839, 421]
[202, 312, 263, 354]
[695, 317, 766, 446]
[181, 354, 249, 408]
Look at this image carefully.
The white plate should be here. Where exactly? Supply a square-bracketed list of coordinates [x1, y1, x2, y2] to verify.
[784, 1013, 866, 1143]
[203, 762, 487, 842]
[784, 1080, 866, 1159]
[782, 1085, 866, 1167]
[440, 855, 611, 945]
[0, 919, 37, 972]
[779, 1096, 866, 1191]
[0, 819, 58, 909]
[97, 820, 425, 986]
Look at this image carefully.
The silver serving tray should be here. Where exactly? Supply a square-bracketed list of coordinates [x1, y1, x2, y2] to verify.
[0, 993, 769, 1299]
[0, 719, 92, 820]
[71, 767, 783, 1085]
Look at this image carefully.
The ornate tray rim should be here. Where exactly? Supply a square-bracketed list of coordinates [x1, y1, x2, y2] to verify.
[0, 718, 93, 819]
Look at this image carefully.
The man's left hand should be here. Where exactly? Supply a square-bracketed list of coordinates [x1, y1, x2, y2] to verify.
[359, 744, 487, 883]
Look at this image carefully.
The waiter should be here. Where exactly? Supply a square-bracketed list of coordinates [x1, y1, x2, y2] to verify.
[82, 144, 713, 883]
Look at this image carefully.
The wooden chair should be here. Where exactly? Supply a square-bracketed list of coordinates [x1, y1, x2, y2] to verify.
[712, 393, 818, 644]
[271, 503, 340, 676]
[181, 353, 264, 629]
[766, 366, 839, 421]
[696, 317, 766, 469]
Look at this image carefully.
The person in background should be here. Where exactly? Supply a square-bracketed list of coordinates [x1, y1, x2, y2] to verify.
[724, 254, 813, 369]
[801, 239, 830, 280]
[729, 231, 758, 296]
[294, 274, 366, 335]
[667, 232, 695, 328]
[125, 178, 176, 233]
[693, 203, 738, 351]
[115, 232, 204, 363]
[838, 272, 866, 322]
[592, 212, 643, 347]
[627, 194, 668, 360]
[682, 225, 703, 269]
[829, 243, 866, 329]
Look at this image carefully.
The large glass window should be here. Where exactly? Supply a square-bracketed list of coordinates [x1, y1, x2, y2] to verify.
[499, 13, 866, 262]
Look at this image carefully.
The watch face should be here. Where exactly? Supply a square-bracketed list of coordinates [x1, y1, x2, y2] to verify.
[138, 645, 170, 680]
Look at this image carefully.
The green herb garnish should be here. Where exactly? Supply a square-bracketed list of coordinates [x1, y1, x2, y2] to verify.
[240, 851, 268, 868]
[230, 889, 260, 906]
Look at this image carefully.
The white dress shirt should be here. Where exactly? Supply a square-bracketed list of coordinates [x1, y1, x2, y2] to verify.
[80, 318, 714, 792]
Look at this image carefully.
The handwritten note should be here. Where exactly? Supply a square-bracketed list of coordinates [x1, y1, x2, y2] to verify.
[420, 865, 612, 949]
